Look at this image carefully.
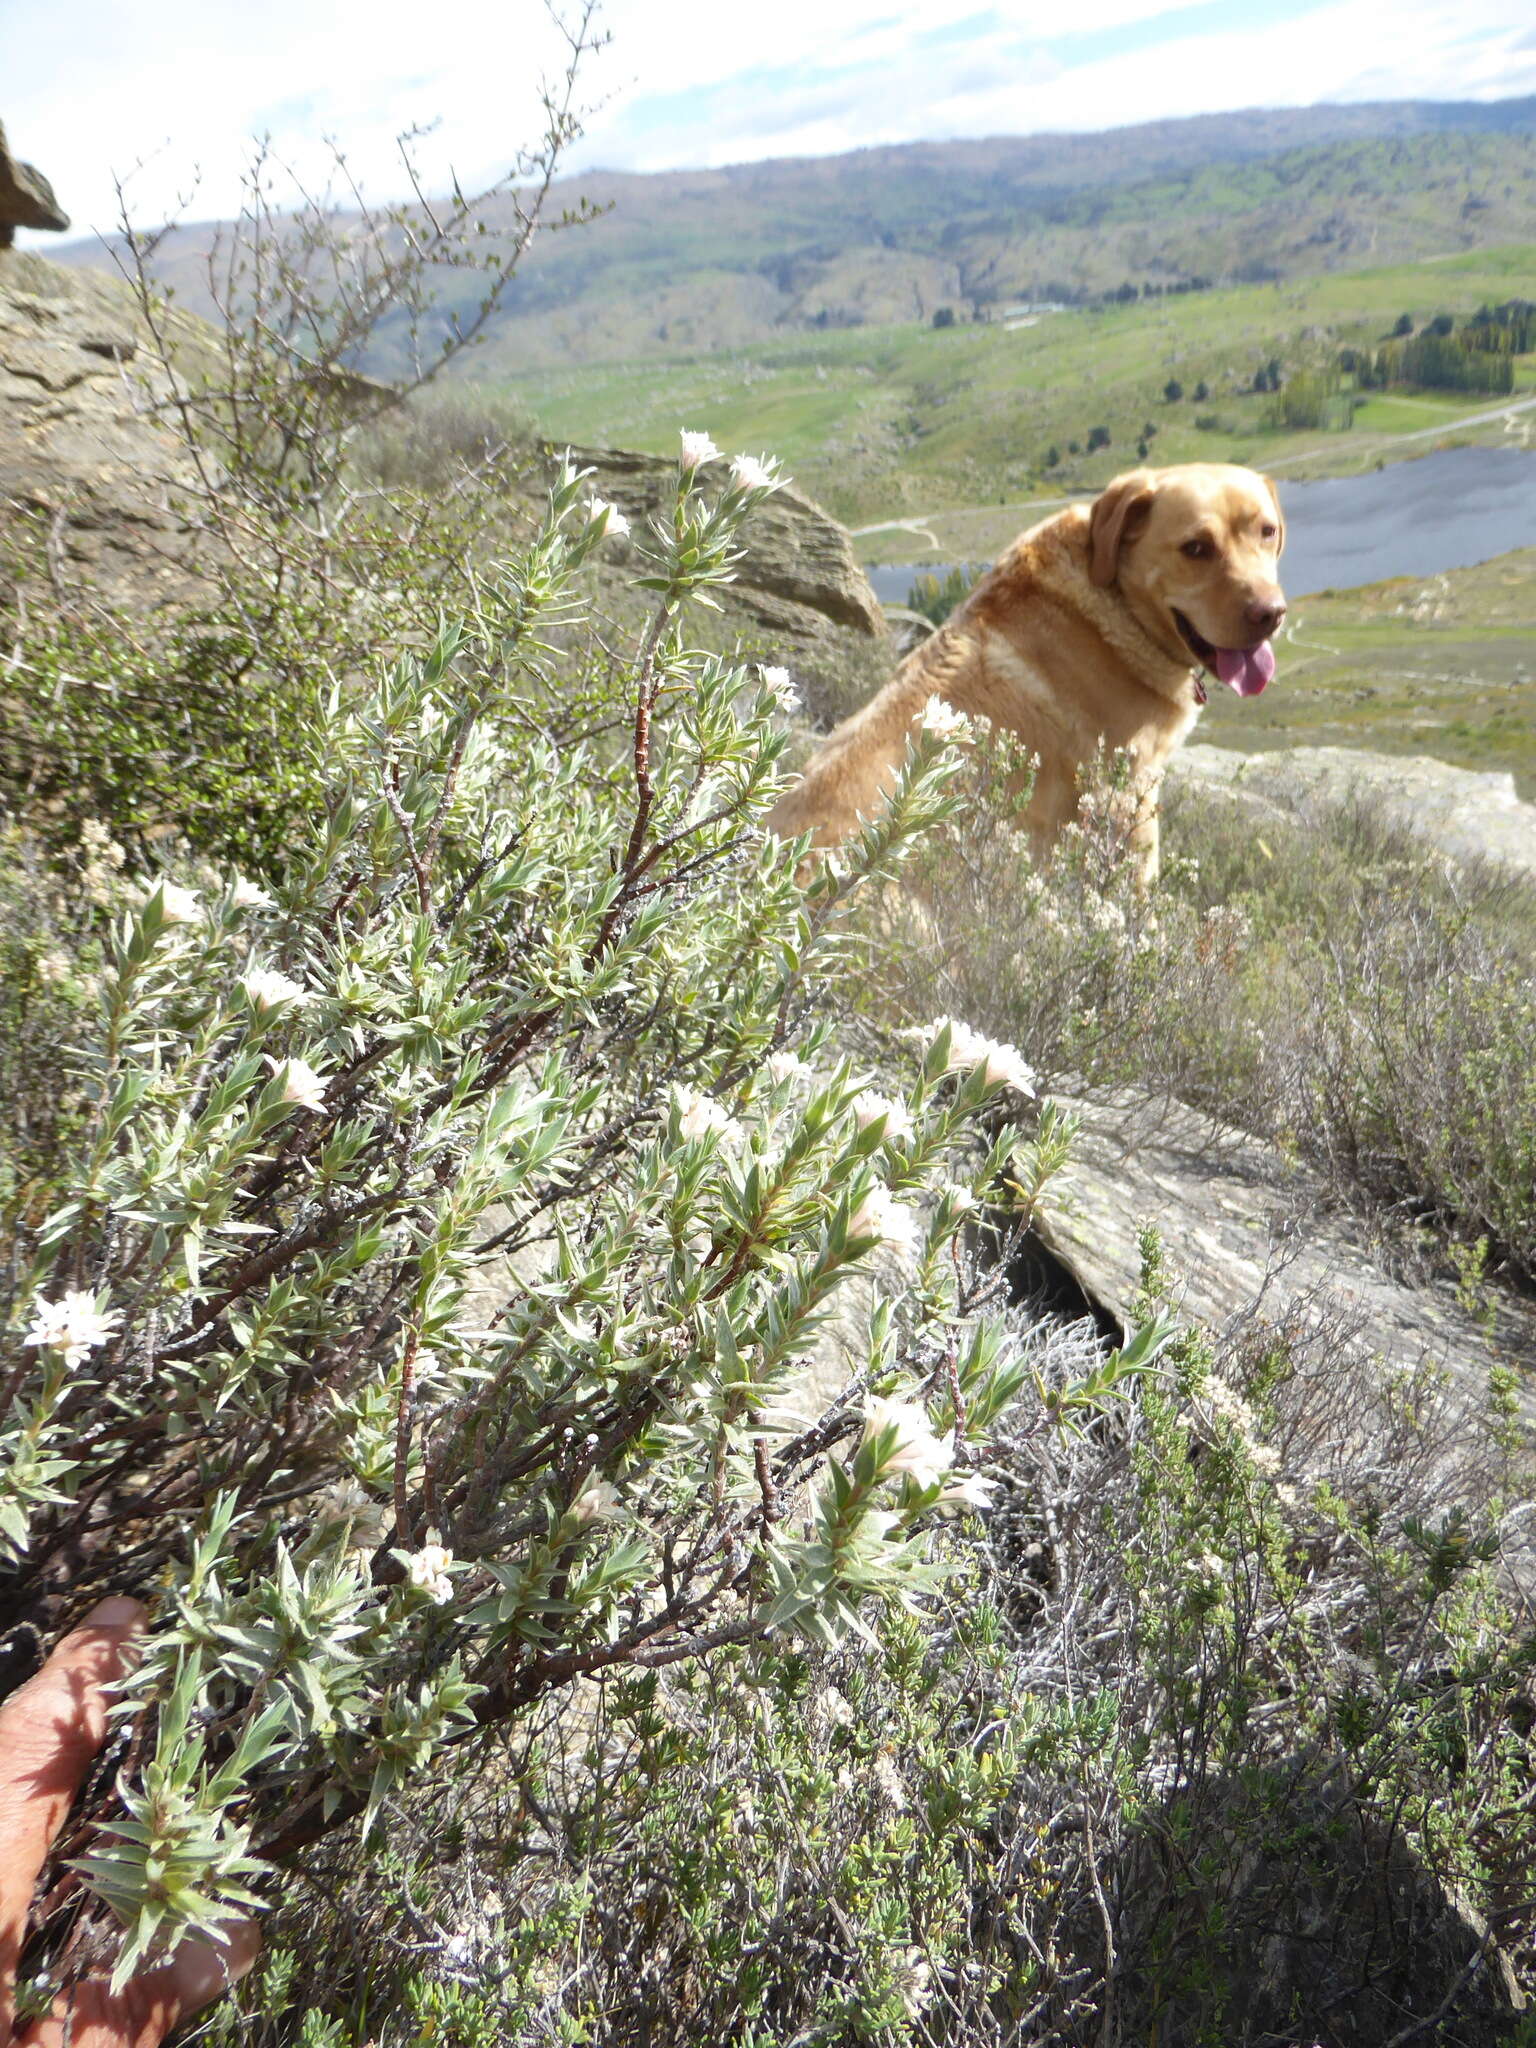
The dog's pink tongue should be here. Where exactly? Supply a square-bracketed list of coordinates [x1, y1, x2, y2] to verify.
[1214, 642, 1277, 697]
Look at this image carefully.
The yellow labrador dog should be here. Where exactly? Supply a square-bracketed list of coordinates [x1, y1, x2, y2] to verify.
[766, 463, 1286, 883]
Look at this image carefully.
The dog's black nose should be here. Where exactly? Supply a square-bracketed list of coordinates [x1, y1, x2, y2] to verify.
[1247, 597, 1286, 638]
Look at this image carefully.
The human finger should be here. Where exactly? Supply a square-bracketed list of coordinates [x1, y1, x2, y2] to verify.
[0, 1598, 146, 2036]
[16, 1916, 262, 2048]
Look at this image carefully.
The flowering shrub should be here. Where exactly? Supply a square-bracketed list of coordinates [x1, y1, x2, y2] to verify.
[197, 1259, 1534, 2048]
[0, 440, 1152, 2003]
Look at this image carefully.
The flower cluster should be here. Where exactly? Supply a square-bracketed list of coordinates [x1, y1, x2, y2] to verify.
[23, 1290, 121, 1370]
[588, 495, 631, 539]
[267, 1054, 329, 1111]
[759, 665, 800, 715]
[673, 1084, 746, 1146]
[930, 1016, 1036, 1097]
[849, 1089, 916, 1144]
[241, 967, 313, 1012]
[862, 1393, 955, 1489]
[404, 1542, 455, 1604]
[849, 1184, 921, 1256]
[919, 696, 977, 744]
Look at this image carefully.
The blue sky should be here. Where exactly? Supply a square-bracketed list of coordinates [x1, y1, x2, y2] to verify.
[6, 0, 1535, 242]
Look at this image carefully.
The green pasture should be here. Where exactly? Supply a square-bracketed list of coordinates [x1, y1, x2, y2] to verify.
[497, 245, 1536, 530]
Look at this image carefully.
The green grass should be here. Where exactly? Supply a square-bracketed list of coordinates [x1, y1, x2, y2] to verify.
[495, 245, 1536, 530]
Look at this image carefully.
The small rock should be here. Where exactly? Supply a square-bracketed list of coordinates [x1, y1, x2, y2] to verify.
[0, 122, 69, 247]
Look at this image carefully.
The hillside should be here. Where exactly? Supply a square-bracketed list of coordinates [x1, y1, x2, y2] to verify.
[504, 243, 1536, 527]
[52, 97, 1536, 376]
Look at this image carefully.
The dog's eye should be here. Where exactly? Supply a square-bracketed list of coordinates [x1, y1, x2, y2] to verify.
[1261, 521, 1279, 541]
[1181, 538, 1212, 560]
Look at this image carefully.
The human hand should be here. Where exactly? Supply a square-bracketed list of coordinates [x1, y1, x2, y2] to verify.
[0, 1597, 260, 2048]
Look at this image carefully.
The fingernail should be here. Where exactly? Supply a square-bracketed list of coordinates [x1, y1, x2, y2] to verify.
[82, 1596, 147, 1630]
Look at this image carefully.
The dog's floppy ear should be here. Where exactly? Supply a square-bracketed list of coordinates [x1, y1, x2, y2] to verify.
[1260, 473, 1286, 555]
[1088, 469, 1156, 587]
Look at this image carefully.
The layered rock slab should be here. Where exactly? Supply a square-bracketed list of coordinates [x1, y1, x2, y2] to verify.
[1032, 1090, 1536, 1430]
[1173, 742, 1536, 878]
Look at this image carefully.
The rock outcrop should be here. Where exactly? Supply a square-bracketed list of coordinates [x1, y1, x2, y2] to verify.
[0, 123, 69, 247]
[0, 253, 895, 717]
[0, 248, 216, 608]
[1029, 1091, 1536, 1434]
[1173, 742, 1536, 877]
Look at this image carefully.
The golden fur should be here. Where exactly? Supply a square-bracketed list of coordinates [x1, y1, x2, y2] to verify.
[766, 463, 1287, 883]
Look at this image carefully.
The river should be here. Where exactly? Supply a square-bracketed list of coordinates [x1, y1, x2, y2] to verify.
[864, 444, 1536, 606]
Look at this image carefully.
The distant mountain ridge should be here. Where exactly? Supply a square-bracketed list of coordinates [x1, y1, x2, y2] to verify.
[51, 94, 1536, 374]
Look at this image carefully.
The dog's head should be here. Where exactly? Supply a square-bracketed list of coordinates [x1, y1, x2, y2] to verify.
[1087, 464, 1286, 701]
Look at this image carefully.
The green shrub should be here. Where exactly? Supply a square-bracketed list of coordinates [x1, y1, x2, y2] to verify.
[201, 1246, 1535, 2046]
[2, 448, 1162, 2012]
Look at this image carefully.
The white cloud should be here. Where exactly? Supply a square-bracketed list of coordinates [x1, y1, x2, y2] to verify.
[4, 0, 1532, 244]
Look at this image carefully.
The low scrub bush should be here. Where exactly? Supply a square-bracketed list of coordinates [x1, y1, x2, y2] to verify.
[349, 384, 538, 495]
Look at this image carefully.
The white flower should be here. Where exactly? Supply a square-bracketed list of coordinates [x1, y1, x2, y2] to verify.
[817, 1685, 855, 1728]
[767, 1048, 817, 1087]
[1249, 1441, 1282, 1477]
[1202, 1378, 1257, 1436]
[939, 1181, 981, 1214]
[588, 495, 631, 539]
[678, 429, 720, 471]
[231, 875, 276, 911]
[143, 879, 201, 926]
[849, 1089, 916, 1144]
[730, 452, 780, 493]
[861, 1393, 954, 1489]
[848, 1184, 921, 1257]
[268, 1054, 330, 1112]
[36, 949, 71, 987]
[570, 1475, 622, 1526]
[241, 967, 313, 1012]
[936, 1469, 995, 1511]
[315, 1479, 390, 1547]
[759, 664, 800, 714]
[918, 696, 976, 743]
[404, 1541, 455, 1604]
[892, 1947, 933, 2018]
[870, 1752, 908, 1811]
[673, 1084, 745, 1146]
[929, 1016, 1035, 1097]
[23, 1289, 121, 1370]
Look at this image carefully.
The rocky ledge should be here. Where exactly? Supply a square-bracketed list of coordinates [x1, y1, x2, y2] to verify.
[1173, 742, 1536, 877]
